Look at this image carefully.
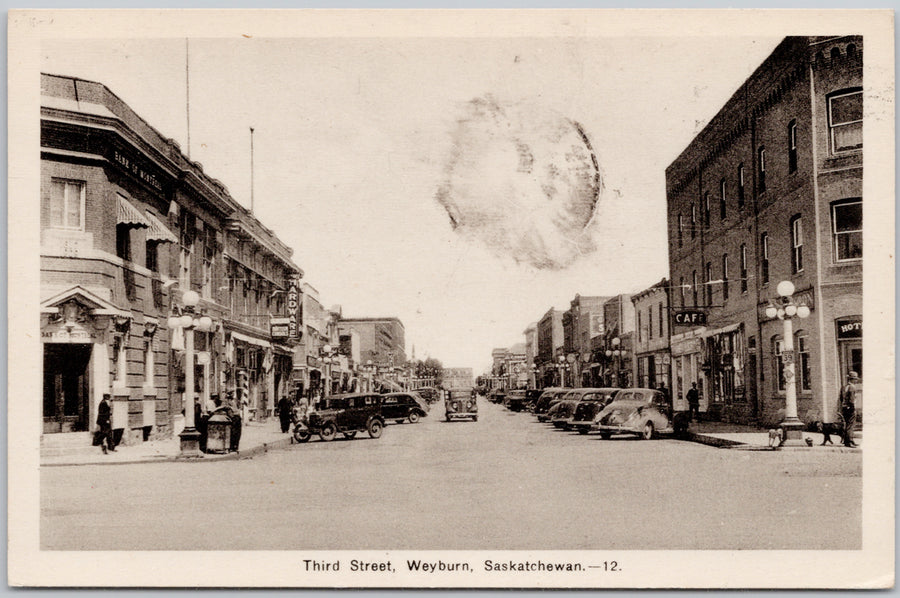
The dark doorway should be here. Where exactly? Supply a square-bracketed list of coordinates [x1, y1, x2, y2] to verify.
[43, 343, 92, 433]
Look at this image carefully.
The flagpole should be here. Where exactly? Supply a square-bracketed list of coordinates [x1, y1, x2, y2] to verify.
[250, 127, 255, 213]
[185, 38, 191, 159]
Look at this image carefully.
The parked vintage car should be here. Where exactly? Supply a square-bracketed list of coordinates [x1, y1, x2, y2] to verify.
[487, 389, 507, 404]
[524, 389, 543, 412]
[293, 393, 386, 442]
[504, 389, 528, 411]
[445, 389, 478, 422]
[381, 392, 429, 424]
[550, 388, 610, 429]
[414, 386, 441, 405]
[593, 388, 689, 440]
[534, 388, 567, 422]
[569, 388, 621, 434]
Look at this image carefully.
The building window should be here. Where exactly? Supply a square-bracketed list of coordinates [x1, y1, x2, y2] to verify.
[705, 262, 713, 306]
[679, 276, 685, 307]
[116, 224, 131, 261]
[832, 199, 862, 261]
[758, 146, 766, 193]
[719, 179, 727, 220]
[691, 204, 697, 239]
[761, 232, 770, 285]
[200, 225, 215, 299]
[178, 210, 194, 290]
[658, 301, 664, 338]
[703, 192, 710, 228]
[678, 214, 684, 248]
[692, 271, 698, 306]
[773, 338, 785, 392]
[737, 164, 745, 208]
[648, 307, 653, 340]
[722, 254, 729, 302]
[740, 244, 748, 293]
[797, 334, 811, 391]
[791, 215, 803, 273]
[49, 179, 85, 230]
[146, 240, 159, 273]
[828, 89, 862, 153]
[788, 120, 798, 173]
[637, 311, 642, 343]
[144, 336, 155, 388]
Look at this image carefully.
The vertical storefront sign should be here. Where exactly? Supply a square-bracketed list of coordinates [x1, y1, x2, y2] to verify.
[287, 276, 302, 339]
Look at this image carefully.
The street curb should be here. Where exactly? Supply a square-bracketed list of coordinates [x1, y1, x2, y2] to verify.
[685, 432, 862, 452]
[40, 436, 295, 467]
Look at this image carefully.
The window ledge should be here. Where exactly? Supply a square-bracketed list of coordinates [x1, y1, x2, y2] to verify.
[142, 385, 157, 397]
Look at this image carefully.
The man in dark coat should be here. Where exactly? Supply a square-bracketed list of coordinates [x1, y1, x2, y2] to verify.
[686, 382, 700, 423]
[97, 393, 115, 454]
[277, 395, 292, 433]
[839, 371, 860, 447]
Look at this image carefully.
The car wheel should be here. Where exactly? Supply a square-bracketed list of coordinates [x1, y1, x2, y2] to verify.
[367, 418, 384, 439]
[293, 429, 311, 443]
[396, 419, 405, 424]
[578, 429, 588, 435]
[642, 422, 655, 440]
[408, 411, 420, 424]
[343, 431, 357, 440]
[445, 415, 452, 422]
[472, 415, 478, 422]
[600, 433, 612, 440]
[319, 423, 337, 442]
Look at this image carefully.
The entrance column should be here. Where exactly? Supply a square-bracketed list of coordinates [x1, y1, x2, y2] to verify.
[90, 338, 110, 433]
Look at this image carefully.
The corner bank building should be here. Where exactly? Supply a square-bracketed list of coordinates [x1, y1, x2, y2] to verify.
[40, 73, 302, 445]
[666, 37, 862, 427]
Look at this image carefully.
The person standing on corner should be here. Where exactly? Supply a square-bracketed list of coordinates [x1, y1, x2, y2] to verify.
[277, 395, 292, 433]
[686, 382, 700, 423]
[839, 371, 860, 448]
[97, 393, 115, 454]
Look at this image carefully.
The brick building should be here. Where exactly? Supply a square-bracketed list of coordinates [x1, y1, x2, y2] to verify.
[562, 294, 609, 387]
[535, 308, 564, 387]
[666, 37, 863, 425]
[40, 73, 302, 446]
[338, 317, 406, 372]
[631, 279, 671, 391]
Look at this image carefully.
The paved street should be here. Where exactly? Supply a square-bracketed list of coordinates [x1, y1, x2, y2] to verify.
[41, 398, 861, 551]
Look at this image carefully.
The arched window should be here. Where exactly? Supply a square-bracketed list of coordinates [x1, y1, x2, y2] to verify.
[722, 254, 729, 302]
[760, 232, 770, 284]
[740, 244, 748, 293]
[788, 119, 798, 173]
[831, 46, 842, 60]
[691, 204, 697, 239]
[790, 215, 803, 273]
[692, 270, 698, 306]
[796, 332, 811, 391]
[719, 178, 727, 220]
[846, 44, 857, 58]
[737, 163, 745, 208]
[678, 213, 684, 248]
[772, 336, 785, 392]
[679, 276, 685, 307]
[705, 262, 713, 306]
[703, 192, 710, 227]
[758, 146, 767, 193]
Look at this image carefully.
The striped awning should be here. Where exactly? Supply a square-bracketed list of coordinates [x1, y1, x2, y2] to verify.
[117, 196, 151, 228]
[144, 210, 178, 243]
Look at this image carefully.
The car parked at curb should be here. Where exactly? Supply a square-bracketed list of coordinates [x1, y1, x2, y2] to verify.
[293, 393, 386, 442]
[551, 388, 611, 429]
[504, 389, 528, 411]
[487, 389, 507, 404]
[593, 388, 689, 440]
[569, 388, 621, 434]
[534, 388, 567, 422]
[381, 392, 429, 424]
[524, 389, 543, 412]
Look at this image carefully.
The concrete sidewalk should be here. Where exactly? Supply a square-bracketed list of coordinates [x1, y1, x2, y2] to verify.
[686, 420, 862, 452]
[41, 419, 295, 467]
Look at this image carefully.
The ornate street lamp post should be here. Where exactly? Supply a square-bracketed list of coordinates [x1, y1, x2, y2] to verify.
[765, 281, 811, 445]
[167, 289, 214, 456]
[320, 344, 339, 396]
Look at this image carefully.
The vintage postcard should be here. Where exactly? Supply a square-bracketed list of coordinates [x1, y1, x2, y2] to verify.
[8, 8, 894, 589]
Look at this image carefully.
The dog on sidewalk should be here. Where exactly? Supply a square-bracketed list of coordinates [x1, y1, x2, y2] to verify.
[767, 428, 783, 448]
[807, 421, 843, 445]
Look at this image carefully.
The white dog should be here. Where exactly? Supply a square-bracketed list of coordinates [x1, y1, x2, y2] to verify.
[768, 428, 783, 448]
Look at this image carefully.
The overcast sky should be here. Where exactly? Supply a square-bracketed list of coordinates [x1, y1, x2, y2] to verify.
[41, 32, 782, 373]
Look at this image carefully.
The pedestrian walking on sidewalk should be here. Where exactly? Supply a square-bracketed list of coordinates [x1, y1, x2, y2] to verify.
[96, 394, 115, 454]
[839, 372, 860, 447]
[686, 382, 700, 423]
[278, 395, 292, 433]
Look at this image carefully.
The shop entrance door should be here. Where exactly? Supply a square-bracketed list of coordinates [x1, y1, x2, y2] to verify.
[840, 341, 863, 382]
[43, 343, 92, 433]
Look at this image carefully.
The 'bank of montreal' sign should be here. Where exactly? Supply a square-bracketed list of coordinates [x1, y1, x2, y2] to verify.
[673, 310, 708, 326]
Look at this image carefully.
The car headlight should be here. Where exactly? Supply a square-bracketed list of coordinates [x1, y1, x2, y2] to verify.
[467, 401, 473, 409]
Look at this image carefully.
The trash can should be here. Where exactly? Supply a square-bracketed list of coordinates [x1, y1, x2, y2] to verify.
[206, 412, 232, 454]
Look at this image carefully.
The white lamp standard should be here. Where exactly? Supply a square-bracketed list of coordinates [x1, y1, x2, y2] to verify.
[167, 289, 214, 456]
[556, 354, 567, 387]
[765, 280, 811, 445]
[611, 337, 622, 387]
[320, 344, 339, 396]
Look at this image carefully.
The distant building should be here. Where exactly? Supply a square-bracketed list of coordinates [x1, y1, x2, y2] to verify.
[666, 37, 863, 425]
[562, 294, 609, 387]
[536, 308, 564, 387]
[631, 279, 671, 391]
[338, 317, 406, 371]
[522, 322, 538, 388]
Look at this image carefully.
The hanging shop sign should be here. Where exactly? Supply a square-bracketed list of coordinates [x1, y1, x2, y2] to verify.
[270, 317, 290, 339]
[287, 276, 302, 339]
[673, 310, 708, 326]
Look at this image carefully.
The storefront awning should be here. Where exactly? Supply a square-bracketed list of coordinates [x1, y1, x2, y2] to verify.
[703, 322, 742, 337]
[117, 196, 152, 228]
[230, 331, 271, 348]
[143, 210, 178, 243]
[273, 343, 295, 355]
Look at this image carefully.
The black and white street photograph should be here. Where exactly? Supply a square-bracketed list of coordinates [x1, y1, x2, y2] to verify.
[8, 8, 894, 589]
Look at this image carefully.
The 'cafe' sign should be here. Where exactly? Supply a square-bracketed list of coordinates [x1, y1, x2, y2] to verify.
[673, 310, 708, 326]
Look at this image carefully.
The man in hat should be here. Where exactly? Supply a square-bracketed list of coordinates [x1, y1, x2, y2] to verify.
[96, 393, 115, 454]
[839, 371, 860, 447]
